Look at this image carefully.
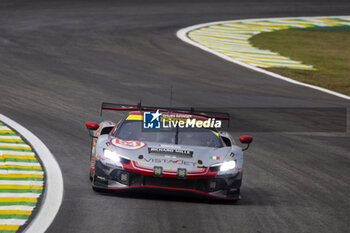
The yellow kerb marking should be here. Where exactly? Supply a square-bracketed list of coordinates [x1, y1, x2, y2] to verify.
[0, 210, 31, 215]
[0, 225, 21, 230]
[318, 19, 343, 26]
[0, 197, 37, 202]
[0, 139, 24, 143]
[0, 185, 43, 190]
[0, 130, 14, 134]
[0, 174, 43, 178]
[0, 154, 37, 160]
[244, 61, 272, 67]
[0, 165, 42, 170]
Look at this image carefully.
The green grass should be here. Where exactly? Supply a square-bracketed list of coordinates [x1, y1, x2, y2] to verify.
[249, 27, 350, 96]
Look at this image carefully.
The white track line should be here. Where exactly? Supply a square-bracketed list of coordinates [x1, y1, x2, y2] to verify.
[177, 15, 350, 100]
[0, 114, 63, 233]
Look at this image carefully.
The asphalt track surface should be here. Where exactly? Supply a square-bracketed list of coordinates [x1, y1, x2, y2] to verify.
[0, 0, 350, 232]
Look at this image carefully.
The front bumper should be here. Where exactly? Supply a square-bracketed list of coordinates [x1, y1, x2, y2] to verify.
[93, 161, 242, 200]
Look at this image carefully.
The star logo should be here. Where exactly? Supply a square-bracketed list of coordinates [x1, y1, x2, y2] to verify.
[143, 110, 162, 129]
[150, 110, 161, 122]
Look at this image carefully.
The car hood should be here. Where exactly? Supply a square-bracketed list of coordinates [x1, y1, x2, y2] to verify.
[109, 138, 234, 170]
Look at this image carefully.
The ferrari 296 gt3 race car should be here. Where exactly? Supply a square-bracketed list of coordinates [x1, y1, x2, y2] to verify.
[85, 103, 253, 200]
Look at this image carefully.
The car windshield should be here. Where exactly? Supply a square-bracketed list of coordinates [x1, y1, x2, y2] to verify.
[114, 120, 223, 148]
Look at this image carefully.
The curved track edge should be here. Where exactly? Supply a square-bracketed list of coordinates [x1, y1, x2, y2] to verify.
[176, 15, 350, 101]
[0, 114, 63, 233]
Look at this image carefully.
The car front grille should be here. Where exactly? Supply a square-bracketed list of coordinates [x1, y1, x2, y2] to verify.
[108, 168, 229, 192]
[143, 176, 227, 192]
[143, 176, 199, 189]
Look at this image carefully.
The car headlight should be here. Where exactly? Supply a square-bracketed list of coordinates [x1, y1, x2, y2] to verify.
[102, 149, 121, 166]
[220, 160, 236, 172]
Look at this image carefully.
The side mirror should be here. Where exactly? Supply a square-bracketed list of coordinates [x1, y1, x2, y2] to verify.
[239, 136, 253, 151]
[85, 122, 99, 130]
[85, 122, 99, 138]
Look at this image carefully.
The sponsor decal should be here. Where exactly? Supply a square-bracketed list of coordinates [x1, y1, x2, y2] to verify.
[138, 154, 145, 162]
[210, 156, 220, 160]
[141, 157, 197, 167]
[142, 110, 222, 129]
[229, 152, 235, 159]
[143, 110, 161, 129]
[110, 138, 146, 150]
[163, 117, 221, 129]
[93, 125, 104, 149]
[196, 160, 205, 170]
[177, 168, 187, 179]
[148, 147, 193, 157]
[153, 166, 163, 177]
[120, 173, 129, 182]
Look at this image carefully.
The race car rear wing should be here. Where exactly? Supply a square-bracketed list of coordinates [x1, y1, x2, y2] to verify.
[100, 102, 230, 120]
